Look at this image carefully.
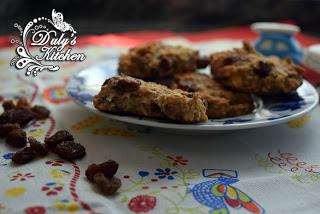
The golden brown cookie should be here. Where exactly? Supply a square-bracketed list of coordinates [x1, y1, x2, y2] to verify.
[93, 75, 208, 123]
[118, 42, 208, 79]
[210, 42, 304, 94]
[171, 73, 255, 118]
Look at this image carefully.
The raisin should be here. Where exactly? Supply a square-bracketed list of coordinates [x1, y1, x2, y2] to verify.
[45, 130, 74, 150]
[85, 160, 119, 182]
[159, 57, 172, 70]
[0, 107, 35, 126]
[222, 55, 245, 66]
[85, 164, 101, 182]
[196, 57, 209, 69]
[2, 100, 15, 111]
[12, 147, 35, 164]
[150, 102, 161, 114]
[0, 123, 20, 138]
[150, 68, 160, 77]
[16, 97, 31, 108]
[99, 160, 119, 177]
[54, 141, 86, 159]
[6, 128, 27, 148]
[254, 61, 272, 77]
[29, 137, 48, 156]
[93, 173, 121, 195]
[31, 105, 50, 120]
[102, 78, 111, 86]
[114, 79, 141, 93]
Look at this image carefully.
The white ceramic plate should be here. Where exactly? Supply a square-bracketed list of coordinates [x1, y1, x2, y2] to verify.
[67, 61, 319, 131]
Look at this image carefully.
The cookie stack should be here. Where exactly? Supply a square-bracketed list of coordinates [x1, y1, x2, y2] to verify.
[93, 41, 304, 123]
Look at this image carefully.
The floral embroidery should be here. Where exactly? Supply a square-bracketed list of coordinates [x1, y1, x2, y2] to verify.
[167, 156, 188, 166]
[41, 182, 64, 196]
[71, 116, 136, 138]
[256, 149, 320, 184]
[5, 186, 27, 197]
[71, 115, 103, 131]
[10, 172, 35, 181]
[30, 120, 46, 127]
[138, 171, 150, 177]
[0, 204, 6, 212]
[24, 206, 46, 214]
[54, 199, 79, 213]
[51, 169, 71, 179]
[43, 85, 70, 104]
[287, 115, 310, 128]
[154, 168, 177, 180]
[27, 128, 46, 138]
[2, 152, 14, 160]
[46, 160, 65, 166]
[128, 195, 157, 213]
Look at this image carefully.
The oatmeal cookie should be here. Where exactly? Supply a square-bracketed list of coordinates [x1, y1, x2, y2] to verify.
[210, 42, 304, 94]
[118, 42, 208, 79]
[93, 75, 208, 123]
[171, 73, 254, 118]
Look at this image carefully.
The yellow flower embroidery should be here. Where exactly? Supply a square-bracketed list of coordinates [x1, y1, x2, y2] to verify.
[93, 127, 135, 138]
[5, 187, 26, 197]
[28, 128, 46, 138]
[287, 115, 310, 128]
[51, 169, 71, 179]
[71, 115, 104, 131]
[55, 200, 79, 213]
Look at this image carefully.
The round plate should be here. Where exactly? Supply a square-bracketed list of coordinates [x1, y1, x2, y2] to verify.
[67, 61, 319, 131]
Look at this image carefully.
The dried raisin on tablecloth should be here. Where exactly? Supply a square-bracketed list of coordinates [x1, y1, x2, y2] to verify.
[2, 100, 15, 111]
[54, 141, 86, 159]
[85, 160, 119, 181]
[12, 147, 35, 164]
[16, 97, 31, 108]
[44, 130, 74, 150]
[93, 173, 121, 195]
[0, 107, 35, 126]
[0, 123, 20, 138]
[31, 105, 50, 120]
[29, 137, 48, 156]
[6, 128, 27, 148]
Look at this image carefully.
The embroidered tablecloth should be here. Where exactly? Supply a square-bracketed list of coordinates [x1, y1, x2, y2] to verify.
[0, 27, 320, 214]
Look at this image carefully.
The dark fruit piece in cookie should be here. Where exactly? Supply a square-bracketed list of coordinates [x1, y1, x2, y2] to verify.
[254, 61, 272, 77]
[196, 57, 210, 69]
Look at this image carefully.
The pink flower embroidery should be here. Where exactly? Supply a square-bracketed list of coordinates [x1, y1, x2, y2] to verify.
[10, 172, 35, 181]
[45, 160, 65, 166]
[128, 195, 157, 213]
[167, 155, 188, 166]
[41, 182, 63, 196]
[24, 206, 46, 214]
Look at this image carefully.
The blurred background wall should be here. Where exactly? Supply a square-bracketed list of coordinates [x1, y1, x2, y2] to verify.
[0, 0, 319, 36]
